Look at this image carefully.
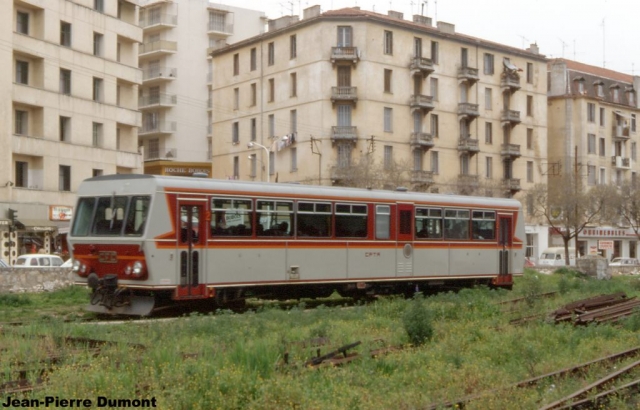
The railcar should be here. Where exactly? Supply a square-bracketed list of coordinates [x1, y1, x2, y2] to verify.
[68, 174, 524, 315]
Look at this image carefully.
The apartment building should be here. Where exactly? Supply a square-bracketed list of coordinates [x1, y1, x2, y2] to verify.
[548, 58, 640, 259]
[137, 0, 266, 176]
[1, 0, 143, 264]
[210, 6, 549, 257]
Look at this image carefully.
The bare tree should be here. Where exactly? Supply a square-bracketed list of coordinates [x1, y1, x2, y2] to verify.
[617, 181, 640, 239]
[331, 156, 412, 190]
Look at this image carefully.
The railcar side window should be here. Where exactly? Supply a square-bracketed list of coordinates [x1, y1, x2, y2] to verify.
[335, 204, 368, 238]
[472, 211, 495, 240]
[211, 198, 253, 237]
[92, 196, 128, 236]
[297, 202, 331, 237]
[71, 197, 96, 236]
[415, 207, 442, 239]
[375, 205, 391, 240]
[444, 209, 469, 240]
[257, 200, 293, 236]
[124, 196, 150, 236]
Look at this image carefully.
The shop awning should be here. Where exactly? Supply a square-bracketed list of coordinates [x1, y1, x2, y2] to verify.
[16, 219, 61, 232]
[614, 111, 631, 119]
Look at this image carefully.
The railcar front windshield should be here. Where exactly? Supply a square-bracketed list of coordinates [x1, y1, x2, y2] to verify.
[71, 195, 151, 237]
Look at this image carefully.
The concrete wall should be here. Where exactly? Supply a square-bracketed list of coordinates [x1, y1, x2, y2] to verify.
[0, 267, 76, 293]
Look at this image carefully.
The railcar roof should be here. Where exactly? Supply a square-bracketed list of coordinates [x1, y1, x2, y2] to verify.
[78, 174, 520, 208]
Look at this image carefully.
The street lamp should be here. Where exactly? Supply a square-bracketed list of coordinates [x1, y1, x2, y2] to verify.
[247, 142, 270, 183]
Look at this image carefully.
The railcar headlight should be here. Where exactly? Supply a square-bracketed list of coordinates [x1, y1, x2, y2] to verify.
[124, 265, 132, 275]
[132, 261, 144, 277]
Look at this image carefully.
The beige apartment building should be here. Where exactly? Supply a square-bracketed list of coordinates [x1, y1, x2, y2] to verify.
[137, 0, 266, 176]
[548, 58, 640, 259]
[210, 6, 549, 258]
[1, 0, 142, 264]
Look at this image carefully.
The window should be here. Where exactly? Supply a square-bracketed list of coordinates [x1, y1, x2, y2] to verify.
[268, 114, 275, 138]
[600, 168, 606, 185]
[485, 88, 492, 110]
[587, 165, 596, 186]
[249, 154, 257, 178]
[93, 169, 103, 177]
[486, 156, 493, 178]
[233, 156, 239, 179]
[60, 116, 71, 142]
[444, 209, 469, 240]
[290, 109, 297, 133]
[414, 37, 422, 58]
[211, 198, 253, 237]
[431, 151, 439, 174]
[16, 11, 29, 35]
[15, 161, 28, 188]
[527, 161, 533, 183]
[268, 78, 274, 102]
[94, 0, 104, 12]
[232, 122, 239, 144]
[587, 133, 596, 154]
[384, 145, 393, 170]
[431, 41, 439, 64]
[485, 122, 493, 144]
[384, 69, 392, 93]
[93, 77, 103, 102]
[335, 203, 367, 238]
[633, 114, 637, 132]
[461, 48, 468, 68]
[596, 82, 604, 97]
[250, 48, 257, 71]
[250, 118, 256, 141]
[599, 137, 605, 157]
[415, 208, 442, 239]
[257, 200, 293, 237]
[337, 26, 352, 47]
[250, 83, 257, 106]
[233, 53, 239, 75]
[430, 77, 438, 100]
[60, 21, 71, 47]
[148, 138, 159, 159]
[430, 114, 438, 137]
[612, 86, 620, 103]
[15, 60, 28, 85]
[587, 103, 596, 122]
[413, 149, 423, 171]
[375, 205, 390, 240]
[268, 42, 274, 66]
[59, 165, 71, 191]
[526, 62, 533, 83]
[93, 32, 103, 56]
[290, 35, 297, 59]
[472, 211, 495, 240]
[526, 95, 533, 116]
[383, 30, 393, 55]
[629, 91, 636, 106]
[208, 10, 226, 32]
[296, 202, 331, 237]
[60, 69, 71, 95]
[413, 111, 422, 133]
[599, 107, 605, 126]
[632, 142, 637, 161]
[483, 53, 494, 75]
[527, 128, 533, 149]
[291, 147, 297, 171]
[233, 88, 239, 110]
[15, 110, 27, 135]
[290, 72, 297, 97]
[92, 122, 102, 147]
[337, 143, 351, 168]
[384, 107, 393, 132]
[460, 154, 470, 175]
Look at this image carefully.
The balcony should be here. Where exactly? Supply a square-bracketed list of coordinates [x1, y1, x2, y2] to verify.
[500, 109, 521, 125]
[612, 125, 631, 140]
[331, 86, 358, 105]
[139, 13, 177, 32]
[139, 93, 177, 110]
[331, 47, 359, 66]
[457, 137, 480, 154]
[457, 66, 479, 83]
[410, 132, 434, 150]
[458, 174, 479, 189]
[331, 126, 357, 144]
[500, 72, 521, 92]
[139, 40, 177, 59]
[142, 67, 177, 84]
[458, 102, 479, 118]
[410, 95, 435, 113]
[411, 170, 434, 185]
[611, 156, 631, 169]
[207, 21, 234, 38]
[409, 57, 434, 77]
[503, 178, 522, 193]
[145, 148, 177, 161]
[500, 143, 521, 159]
[139, 121, 177, 138]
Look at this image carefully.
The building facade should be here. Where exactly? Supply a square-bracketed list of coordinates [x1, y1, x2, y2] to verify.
[210, 6, 549, 259]
[548, 58, 640, 259]
[138, 0, 266, 176]
[2, 0, 143, 264]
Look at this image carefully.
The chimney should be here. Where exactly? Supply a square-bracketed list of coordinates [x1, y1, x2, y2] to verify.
[527, 43, 540, 55]
[412, 14, 432, 26]
[268, 15, 299, 31]
[303, 5, 321, 19]
[437, 21, 455, 34]
[388, 10, 404, 20]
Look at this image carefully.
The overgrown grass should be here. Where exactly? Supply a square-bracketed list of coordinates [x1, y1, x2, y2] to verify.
[4, 274, 640, 409]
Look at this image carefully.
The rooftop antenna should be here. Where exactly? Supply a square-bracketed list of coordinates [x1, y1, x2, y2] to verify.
[601, 18, 606, 68]
[421, 0, 427, 16]
[558, 38, 567, 58]
[434, 0, 437, 23]
[573, 39, 576, 60]
[518, 34, 529, 49]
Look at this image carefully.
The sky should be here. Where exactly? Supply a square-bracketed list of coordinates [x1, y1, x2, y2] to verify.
[219, 0, 640, 76]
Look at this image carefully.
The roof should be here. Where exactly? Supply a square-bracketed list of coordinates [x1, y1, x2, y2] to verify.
[552, 58, 634, 84]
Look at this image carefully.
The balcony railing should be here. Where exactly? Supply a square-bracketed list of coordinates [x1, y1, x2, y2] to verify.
[139, 13, 177, 29]
[139, 93, 177, 109]
[503, 178, 522, 192]
[139, 40, 177, 56]
[410, 95, 435, 113]
[457, 137, 480, 153]
[500, 109, 521, 125]
[458, 102, 479, 118]
[331, 86, 358, 104]
[142, 67, 177, 82]
[458, 174, 479, 188]
[411, 170, 434, 185]
[611, 156, 631, 169]
[331, 126, 357, 144]
[457, 66, 479, 83]
[500, 72, 521, 92]
[139, 121, 177, 136]
[145, 147, 177, 161]
[331, 47, 359, 65]
[612, 125, 631, 139]
[410, 132, 434, 149]
[409, 57, 434, 76]
[500, 143, 521, 158]
[207, 21, 234, 36]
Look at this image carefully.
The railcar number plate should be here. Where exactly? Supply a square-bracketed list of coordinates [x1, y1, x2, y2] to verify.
[98, 251, 118, 264]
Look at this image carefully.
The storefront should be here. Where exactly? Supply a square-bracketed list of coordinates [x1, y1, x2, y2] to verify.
[549, 226, 639, 261]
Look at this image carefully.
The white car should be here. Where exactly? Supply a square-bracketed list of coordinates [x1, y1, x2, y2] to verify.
[61, 258, 73, 268]
[609, 258, 640, 267]
[0, 259, 9, 268]
[13, 254, 64, 268]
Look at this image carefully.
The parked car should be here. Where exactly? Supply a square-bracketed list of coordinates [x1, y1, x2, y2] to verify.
[13, 254, 64, 268]
[609, 258, 640, 267]
[538, 248, 578, 267]
[61, 258, 73, 268]
[0, 259, 9, 268]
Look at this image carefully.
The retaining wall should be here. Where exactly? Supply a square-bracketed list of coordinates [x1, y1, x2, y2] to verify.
[0, 268, 77, 293]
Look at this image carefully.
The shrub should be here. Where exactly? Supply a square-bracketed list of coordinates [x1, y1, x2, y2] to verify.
[0, 293, 31, 307]
[402, 293, 434, 346]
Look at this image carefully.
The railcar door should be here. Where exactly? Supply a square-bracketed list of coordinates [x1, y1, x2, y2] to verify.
[498, 215, 513, 275]
[175, 200, 207, 299]
[396, 204, 414, 276]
